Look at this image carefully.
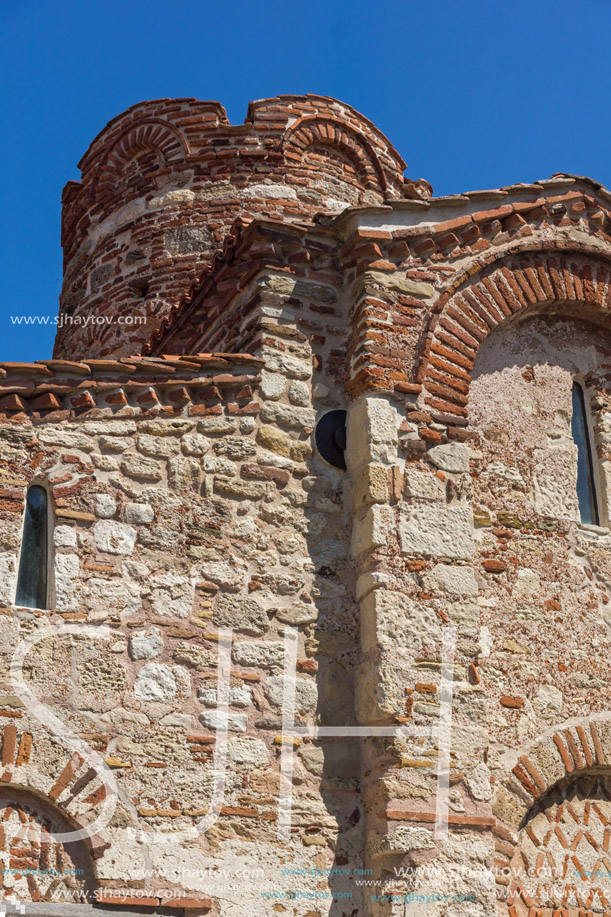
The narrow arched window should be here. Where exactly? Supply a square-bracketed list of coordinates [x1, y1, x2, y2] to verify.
[15, 485, 49, 609]
[571, 382, 599, 526]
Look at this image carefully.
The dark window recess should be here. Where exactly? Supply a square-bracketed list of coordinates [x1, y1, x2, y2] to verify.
[571, 382, 599, 526]
[315, 410, 347, 469]
[15, 485, 48, 609]
[130, 278, 150, 298]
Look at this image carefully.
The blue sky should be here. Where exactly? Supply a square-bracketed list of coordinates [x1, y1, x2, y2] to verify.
[1, 0, 609, 361]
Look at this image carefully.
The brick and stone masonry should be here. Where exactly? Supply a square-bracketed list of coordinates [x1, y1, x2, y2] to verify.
[1, 94, 611, 915]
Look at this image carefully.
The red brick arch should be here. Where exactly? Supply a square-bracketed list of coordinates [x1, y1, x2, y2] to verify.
[282, 115, 388, 192]
[493, 717, 611, 916]
[92, 118, 189, 202]
[0, 721, 115, 859]
[417, 245, 611, 426]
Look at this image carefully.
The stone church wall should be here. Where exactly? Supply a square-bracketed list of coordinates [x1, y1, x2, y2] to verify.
[11, 91, 611, 916]
[0, 352, 361, 913]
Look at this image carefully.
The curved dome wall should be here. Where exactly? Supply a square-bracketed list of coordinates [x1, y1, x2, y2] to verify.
[56, 94, 420, 358]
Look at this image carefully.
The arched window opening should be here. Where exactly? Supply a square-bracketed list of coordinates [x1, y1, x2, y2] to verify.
[16, 485, 49, 609]
[571, 381, 599, 526]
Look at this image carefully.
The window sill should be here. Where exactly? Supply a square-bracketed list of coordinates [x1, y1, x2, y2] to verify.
[577, 522, 611, 536]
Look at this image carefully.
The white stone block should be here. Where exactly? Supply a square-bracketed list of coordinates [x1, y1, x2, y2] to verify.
[198, 684, 251, 707]
[260, 371, 286, 401]
[266, 675, 317, 713]
[137, 434, 180, 457]
[260, 402, 316, 428]
[399, 503, 474, 559]
[95, 494, 116, 518]
[129, 626, 163, 660]
[151, 573, 194, 618]
[54, 525, 77, 548]
[0, 554, 17, 604]
[213, 594, 268, 635]
[262, 350, 312, 380]
[93, 520, 137, 556]
[427, 443, 470, 473]
[82, 420, 137, 436]
[38, 428, 94, 451]
[124, 502, 154, 524]
[54, 553, 80, 611]
[368, 826, 435, 858]
[288, 380, 310, 406]
[422, 564, 478, 595]
[360, 590, 441, 653]
[134, 663, 177, 702]
[351, 505, 394, 557]
[159, 713, 192, 728]
[199, 710, 247, 732]
[181, 433, 210, 456]
[355, 571, 389, 601]
[87, 578, 141, 617]
[513, 568, 541, 597]
[346, 396, 400, 471]
[226, 737, 270, 766]
[466, 763, 492, 801]
[404, 466, 446, 500]
[533, 683, 563, 714]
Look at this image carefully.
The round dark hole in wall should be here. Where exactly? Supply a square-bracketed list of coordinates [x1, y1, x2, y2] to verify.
[315, 410, 347, 470]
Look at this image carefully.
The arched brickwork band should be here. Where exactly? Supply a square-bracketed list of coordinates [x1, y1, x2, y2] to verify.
[282, 115, 389, 192]
[494, 716, 611, 915]
[0, 721, 116, 857]
[0, 722, 111, 902]
[56, 94, 422, 358]
[91, 118, 189, 204]
[417, 247, 611, 426]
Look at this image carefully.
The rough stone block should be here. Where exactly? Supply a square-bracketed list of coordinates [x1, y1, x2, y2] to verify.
[232, 641, 285, 668]
[422, 564, 478, 595]
[181, 432, 209, 455]
[199, 710, 247, 732]
[367, 826, 435, 858]
[399, 503, 474, 559]
[129, 626, 163, 660]
[54, 525, 77, 548]
[213, 595, 269, 635]
[134, 663, 177, 701]
[351, 505, 394, 557]
[426, 443, 470, 473]
[262, 349, 313, 380]
[260, 402, 316, 428]
[404, 466, 446, 501]
[93, 520, 137, 556]
[347, 396, 400, 470]
[120, 455, 162, 481]
[53, 553, 80, 610]
[95, 494, 116, 518]
[124, 502, 154, 524]
[360, 590, 441, 654]
[198, 684, 250, 707]
[137, 434, 180, 457]
[151, 573, 194, 618]
[260, 371, 286, 400]
[353, 464, 389, 508]
[266, 675, 317, 713]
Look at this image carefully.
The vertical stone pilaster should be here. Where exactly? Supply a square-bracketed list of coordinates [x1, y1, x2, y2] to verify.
[348, 394, 496, 915]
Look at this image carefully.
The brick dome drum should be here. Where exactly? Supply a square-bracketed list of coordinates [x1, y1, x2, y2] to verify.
[56, 95, 419, 359]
